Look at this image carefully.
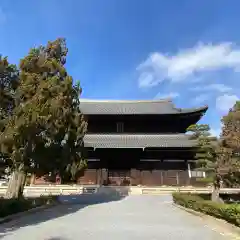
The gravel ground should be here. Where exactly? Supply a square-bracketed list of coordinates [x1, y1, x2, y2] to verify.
[0, 194, 237, 240]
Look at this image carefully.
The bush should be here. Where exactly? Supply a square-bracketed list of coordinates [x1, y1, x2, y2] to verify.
[172, 192, 240, 227]
[195, 177, 214, 185]
[0, 195, 58, 218]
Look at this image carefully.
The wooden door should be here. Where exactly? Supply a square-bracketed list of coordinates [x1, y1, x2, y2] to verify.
[108, 170, 131, 186]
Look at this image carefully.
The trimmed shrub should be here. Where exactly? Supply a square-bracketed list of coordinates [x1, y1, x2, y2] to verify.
[0, 195, 58, 218]
[172, 192, 240, 227]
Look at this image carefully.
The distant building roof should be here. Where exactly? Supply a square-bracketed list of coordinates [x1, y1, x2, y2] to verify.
[84, 134, 197, 148]
[79, 99, 208, 115]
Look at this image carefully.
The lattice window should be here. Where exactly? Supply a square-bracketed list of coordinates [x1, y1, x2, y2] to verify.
[191, 171, 205, 178]
[108, 170, 130, 178]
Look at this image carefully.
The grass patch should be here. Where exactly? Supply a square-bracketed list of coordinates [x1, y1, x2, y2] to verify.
[172, 192, 240, 227]
[0, 195, 59, 218]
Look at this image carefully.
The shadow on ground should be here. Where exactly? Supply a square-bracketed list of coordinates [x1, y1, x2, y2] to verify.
[0, 187, 130, 239]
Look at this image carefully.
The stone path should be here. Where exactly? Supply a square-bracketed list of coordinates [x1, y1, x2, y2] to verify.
[0, 195, 237, 240]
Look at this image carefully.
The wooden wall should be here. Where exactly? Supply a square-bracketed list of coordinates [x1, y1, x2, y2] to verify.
[77, 167, 193, 186]
[77, 148, 199, 186]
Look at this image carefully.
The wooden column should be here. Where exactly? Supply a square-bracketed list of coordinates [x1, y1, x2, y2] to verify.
[101, 168, 108, 185]
[130, 168, 141, 186]
[96, 168, 102, 185]
[176, 171, 179, 185]
[186, 160, 191, 186]
[160, 171, 163, 185]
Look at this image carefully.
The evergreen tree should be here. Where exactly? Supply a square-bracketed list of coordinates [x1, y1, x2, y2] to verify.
[0, 56, 19, 177]
[187, 124, 217, 174]
[219, 101, 240, 187]
[188, 118, 240, 202]
[0, 38, 87, 198]
[0, 56, 19, 124]
[187, 124, 223, 202]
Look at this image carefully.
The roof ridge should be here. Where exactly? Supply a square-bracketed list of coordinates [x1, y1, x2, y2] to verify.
[85, 133, 188, 136]
[80, 98, 173, 103]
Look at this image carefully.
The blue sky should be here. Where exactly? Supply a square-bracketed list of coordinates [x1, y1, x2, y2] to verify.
[1, 0, 240, 136]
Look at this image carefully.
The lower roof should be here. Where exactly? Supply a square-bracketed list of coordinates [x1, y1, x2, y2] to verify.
[84, 134, 197, 148]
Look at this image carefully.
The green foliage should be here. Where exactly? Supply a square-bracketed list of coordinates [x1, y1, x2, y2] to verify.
[220, 101, 240, 177]
[0, 38, 87, 197]
[0, 56, 19, 173]
[187, 124, 217, 173]
[187, 124, 211, 138]
[31, 38, 88, 181]
[222, 171, 240, 188]
[222, 101, 240, 150]
[195, 176, 214, 184]
[187, 123, 239, 190]
[0, 56, 19, 125]
[0, 195, 58, 218]
[172, 192, 240, 227]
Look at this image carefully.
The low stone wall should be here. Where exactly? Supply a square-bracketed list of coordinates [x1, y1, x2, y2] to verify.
[0, 185, 239, 197]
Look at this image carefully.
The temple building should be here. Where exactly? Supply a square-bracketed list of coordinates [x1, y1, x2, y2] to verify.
[77, 99, 208, 186]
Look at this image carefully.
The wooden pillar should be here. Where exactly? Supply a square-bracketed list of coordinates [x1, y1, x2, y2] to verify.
[176, 171, 179, 185]
[96, 169, 102, 185]
[186, 160, 191, 186]
[130, 168, 141, 186]
[160, 171, 163, 185]
[101, 168, 108, 185]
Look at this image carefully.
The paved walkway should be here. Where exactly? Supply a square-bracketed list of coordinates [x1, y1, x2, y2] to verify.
[0, 195, 237, 240]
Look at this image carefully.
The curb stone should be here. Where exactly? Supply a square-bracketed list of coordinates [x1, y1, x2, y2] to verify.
[172, 203, 240, 238]
[0, 202, 59, 224]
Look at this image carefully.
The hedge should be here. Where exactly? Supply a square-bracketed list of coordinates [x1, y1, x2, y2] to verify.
[172, 192, 240, 227]
[0, 195, 58, 218]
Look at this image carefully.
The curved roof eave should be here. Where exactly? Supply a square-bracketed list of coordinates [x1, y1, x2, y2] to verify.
[176, 105, 208, 115]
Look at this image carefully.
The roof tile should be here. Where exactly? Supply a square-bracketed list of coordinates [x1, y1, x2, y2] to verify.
[84, 134, 197, 148]
[79, 99, 207, 115]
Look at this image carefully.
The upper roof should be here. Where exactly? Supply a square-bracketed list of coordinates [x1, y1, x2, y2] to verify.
[79, 99, 208, 115]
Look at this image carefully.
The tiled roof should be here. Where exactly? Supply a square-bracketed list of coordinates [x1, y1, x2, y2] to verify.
[83, 134, 197, 148]
[79, 99, 208, 115]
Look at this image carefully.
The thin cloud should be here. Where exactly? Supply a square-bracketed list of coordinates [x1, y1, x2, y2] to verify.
[190, 83, 233, 93]
[193, 93, 209, 104]
[216, 94, 239, 112]
[137, 42, 240, 88]
[154, 92, 179, 100]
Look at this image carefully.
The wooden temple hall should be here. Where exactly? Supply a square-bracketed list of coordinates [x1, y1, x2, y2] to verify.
[78, 99, 208, 186]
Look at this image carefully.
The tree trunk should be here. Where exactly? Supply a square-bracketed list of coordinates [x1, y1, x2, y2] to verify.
[211, 175, 224, 203]
[211, 186, 220, 202]
[5, 170, 26, 199]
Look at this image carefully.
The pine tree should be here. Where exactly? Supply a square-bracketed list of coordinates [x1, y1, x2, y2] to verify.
[187, 124, 223, 202]
[187, 124, 217, 171]
[0, 38, 87, 198]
